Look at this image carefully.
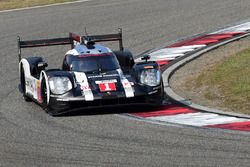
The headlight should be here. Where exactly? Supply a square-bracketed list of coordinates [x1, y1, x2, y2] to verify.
[48, 77, 72, 95]
[140, 69, 161, 86]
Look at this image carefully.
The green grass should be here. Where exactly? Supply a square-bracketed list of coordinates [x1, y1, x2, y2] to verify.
[0, 0, 76, 11]
[191, 48, 250, 114]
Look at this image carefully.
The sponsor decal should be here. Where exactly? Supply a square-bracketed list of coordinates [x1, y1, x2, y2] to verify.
[88, 75, 102, 79]
[144, 66, 154, 69]
[104, 74, 119, 77]
[26, 79, 34, 91]
[122, 81, 131, 88]
[121, 79, 134, 97]
[78, 52, 113, 58]
[74, 72, 94, 101]
[80, 85, 91, 91]
[88, 74, 119, 79]
[116, 69, 135, 98]
[95, 79, 117, 84]
[37, 80, 42, 103]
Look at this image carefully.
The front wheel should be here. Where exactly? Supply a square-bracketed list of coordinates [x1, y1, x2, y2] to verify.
[158, 80, 166, 105]
[20, 65, 31, 102]
[40, 77, 60, 116]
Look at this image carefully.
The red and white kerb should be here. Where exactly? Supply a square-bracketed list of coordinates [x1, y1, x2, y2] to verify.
[131, 21, 250, 132]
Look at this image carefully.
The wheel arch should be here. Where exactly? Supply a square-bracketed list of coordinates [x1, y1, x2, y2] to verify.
[113, 49, 135, 72]
[40, 70, 50, 105]
[19, 58, 31, 77]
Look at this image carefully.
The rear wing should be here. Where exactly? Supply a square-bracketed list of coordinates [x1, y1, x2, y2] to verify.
[81, 28, 123, 50]
[17, 29, 124, 61]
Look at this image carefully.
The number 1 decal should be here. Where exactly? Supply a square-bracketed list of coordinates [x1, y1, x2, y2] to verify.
[99, 83, 116, 92]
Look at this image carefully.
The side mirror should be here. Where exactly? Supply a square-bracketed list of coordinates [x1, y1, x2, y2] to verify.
[141, 54, 150, 62]
[37, 61, 48, 70]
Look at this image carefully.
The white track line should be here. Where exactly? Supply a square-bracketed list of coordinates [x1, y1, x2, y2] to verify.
[211, 22, 250, 34]
[0, 0, 92, 13]
[148, 112, 247, 127]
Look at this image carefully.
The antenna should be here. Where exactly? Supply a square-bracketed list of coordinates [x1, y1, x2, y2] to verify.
[84, 27, 88, 36]
[84, 27, 91, 42]
[83, 27, 95, 47]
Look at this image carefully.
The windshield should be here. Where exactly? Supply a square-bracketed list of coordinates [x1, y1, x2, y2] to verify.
[71, 54, 120, 73]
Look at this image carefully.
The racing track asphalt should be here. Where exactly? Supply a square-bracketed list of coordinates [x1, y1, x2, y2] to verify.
[1, 0, 250, 166]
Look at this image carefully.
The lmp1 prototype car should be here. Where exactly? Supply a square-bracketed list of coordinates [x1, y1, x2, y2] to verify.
[18, 29, 164, 115]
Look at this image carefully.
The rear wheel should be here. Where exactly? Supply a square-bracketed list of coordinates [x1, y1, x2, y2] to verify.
[20, 65, 31, 102]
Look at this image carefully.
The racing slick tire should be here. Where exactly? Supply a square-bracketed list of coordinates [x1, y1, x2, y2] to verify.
[160, 81, 167, 104]
[20, 64, 32, 102]
[40, 76, 58, 116]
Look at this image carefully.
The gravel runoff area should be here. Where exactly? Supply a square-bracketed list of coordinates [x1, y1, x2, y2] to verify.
[170, 36, 250, 114]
